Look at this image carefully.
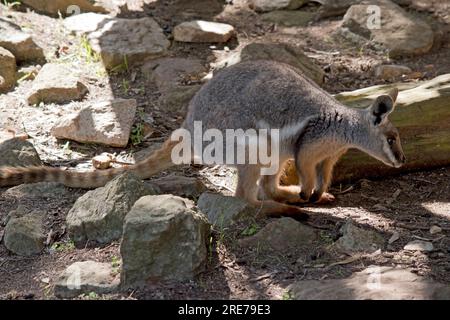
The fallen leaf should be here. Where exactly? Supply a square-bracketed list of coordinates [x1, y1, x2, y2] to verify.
[388, 231, 400, 244]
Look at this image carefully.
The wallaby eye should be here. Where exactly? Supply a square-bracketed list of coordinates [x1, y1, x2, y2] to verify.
[387, 137, 395, 145]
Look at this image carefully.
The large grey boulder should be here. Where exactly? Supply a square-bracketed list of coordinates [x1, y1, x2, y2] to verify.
[197, 192, 257, 228]
[120, 195, 210, 288]
[54, 261, 119, 298]
[340, 0, 434, 57]
[4, 214, 45, 256]
[0, 138, 42, 167]
[51, 99, 136, 147]
[66, 172, 155, 246]
[0, 18, 45, 63]
[289, 266, 450, 300]
[27, 63, 88, 105]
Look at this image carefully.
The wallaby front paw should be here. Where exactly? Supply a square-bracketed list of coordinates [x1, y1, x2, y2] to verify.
[312, 192, 336, 204]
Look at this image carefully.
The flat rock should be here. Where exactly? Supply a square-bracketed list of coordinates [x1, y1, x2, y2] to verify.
[239, 217, 316, 251]
[374, 64, 412, 80]
[404, 240, 434, 252]
[289, 266, 450, 300]
[249, 0, 306, 12]
[4, 214, 45, 256]
[174, 20, 235, 43]
[66, 172, 155, 246]
[51, 99, 136, 147]
[261, 10, 315, 27]
[27, 63, 88, 105]
[197, 192, 257, 228]
[5, 182, 69, 199]
[147, 175, 207, 199]
[335, 220, 385, 253]
[0, 18, 45, 63]
[213, 42, 324, 86]
[54, 261, 119, 298]
[120, 195, 210, 287]
[0, 47, 16, 93]
[341, 0, 434, 57]
[63, 12, 111, 35]
[88, 17, 170, 69]
[0, 138, 42, 167]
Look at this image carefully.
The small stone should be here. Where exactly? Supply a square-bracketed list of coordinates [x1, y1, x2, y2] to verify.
[239, 217, 316, 251]
[429, 225, 442, 235]
[51, 99, 136, 147]
[197, 192, 256, 228]
[88, 17, 170, 69]
[0, 47, 16, 93]
[388, 231, 400, 244]
[404, 240, 434, 252]
[374, 65, 412, 80]
[0, 18, 45, 63]
[27, 63, 88, 105]
[336, 220, 385, 253]
[174, 20, 235, 43]
[0, 138, 42, 167]
[66, 172, 155, 246]
[92, 153, 113, 170]
[120, 195, 210, 287]
[54, 261, 119, 299]
[4, 214, 45, 256]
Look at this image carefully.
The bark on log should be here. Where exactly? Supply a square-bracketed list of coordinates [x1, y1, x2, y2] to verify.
[281, 74, 450, 185]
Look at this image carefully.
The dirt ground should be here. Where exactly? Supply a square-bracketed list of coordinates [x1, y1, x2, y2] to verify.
[0, 0, 449, 299]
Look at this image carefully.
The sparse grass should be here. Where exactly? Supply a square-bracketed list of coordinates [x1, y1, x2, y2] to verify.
[110, 55, 130, 74]
[51, 240, 75, 252]
[282, 290, 293, 300]
[130, 122, 144, 146]
[2, 0, 21, 9]
[122, 79, 130, 94]
[241, 223, 259, 237]
[111, 256, 121, 275]
[79, 35, 100, 63]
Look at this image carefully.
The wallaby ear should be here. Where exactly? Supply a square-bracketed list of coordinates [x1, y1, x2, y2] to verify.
[368, 91, 396, 126]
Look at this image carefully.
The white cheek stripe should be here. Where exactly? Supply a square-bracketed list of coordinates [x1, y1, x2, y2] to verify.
[383, 141, 397, 164]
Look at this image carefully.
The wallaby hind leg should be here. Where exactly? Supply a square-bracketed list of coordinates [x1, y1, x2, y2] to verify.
[260, 161, 306, 204]
[236, 165, 308, 220]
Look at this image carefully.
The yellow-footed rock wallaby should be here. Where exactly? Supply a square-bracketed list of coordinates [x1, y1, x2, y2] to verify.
[0, 61, 405, 219]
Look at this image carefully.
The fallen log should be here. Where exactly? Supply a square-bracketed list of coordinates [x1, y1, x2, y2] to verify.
[281, 74, 450, 185]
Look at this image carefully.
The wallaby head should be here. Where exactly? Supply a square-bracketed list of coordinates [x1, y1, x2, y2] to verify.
[362, 88, 406, 168]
